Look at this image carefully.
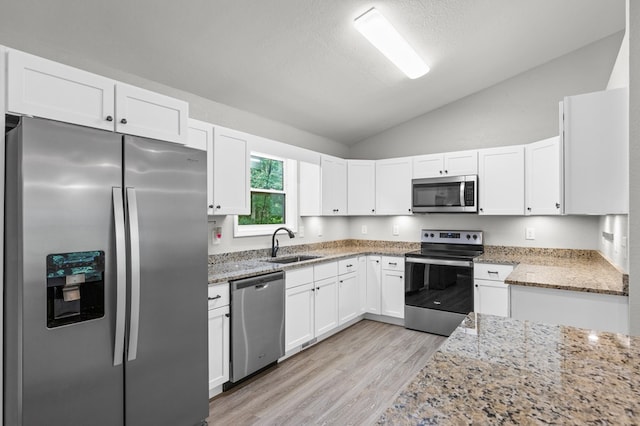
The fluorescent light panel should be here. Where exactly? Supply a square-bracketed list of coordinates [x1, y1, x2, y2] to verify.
[354, 8, 429, 79]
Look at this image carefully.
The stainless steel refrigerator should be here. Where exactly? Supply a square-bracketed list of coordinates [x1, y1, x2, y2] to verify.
[4, 117, 209, 426]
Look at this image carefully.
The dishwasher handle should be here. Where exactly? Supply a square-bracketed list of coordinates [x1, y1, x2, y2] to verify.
[231, 271, 285, 291]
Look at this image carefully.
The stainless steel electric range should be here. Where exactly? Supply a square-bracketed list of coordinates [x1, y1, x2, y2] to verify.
[404, 229, 484, 336]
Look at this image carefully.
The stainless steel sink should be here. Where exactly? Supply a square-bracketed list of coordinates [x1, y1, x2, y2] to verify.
[264, 255, 322, 264]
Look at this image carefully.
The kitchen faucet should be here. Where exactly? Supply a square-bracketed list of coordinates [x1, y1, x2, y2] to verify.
[271, 227, 295, 257]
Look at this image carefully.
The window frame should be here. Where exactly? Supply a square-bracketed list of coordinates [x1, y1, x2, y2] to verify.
[233, 152, 298, 237]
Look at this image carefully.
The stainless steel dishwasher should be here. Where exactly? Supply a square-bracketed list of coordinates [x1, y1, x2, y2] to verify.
[229, 271, 285, 384]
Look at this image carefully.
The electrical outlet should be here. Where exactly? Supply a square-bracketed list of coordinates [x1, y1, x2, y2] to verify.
[298, 225, 305, 238]
[392, 224, 399, 236]
[525, 228, 535, 240]
[361, 225, 367, 235]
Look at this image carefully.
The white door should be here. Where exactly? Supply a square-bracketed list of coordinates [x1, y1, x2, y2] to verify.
[366, 256, 382, 314]
[299, 162, 321, 216]
[338, 273, 359, 325]
[208, 306, 230, 394]
[314, 277, 339, 335]
[375, 157, 413, 215]
[211, 126, 251, 215]
[187, 119, 214, 213]
[115, 83, 188, 144]
[474, 280, 510, 317]
[478, 145, 525, 215]
[347, 160, 376, 215]
[444, 150, 478, 176]
[412, 154, 443, 178]
[6, 48, 115, 131]
[525, 137, 562, 215]
[321, 156, 347, 215]
[285, 283, 315, 352]
[381, 270, 405, 319]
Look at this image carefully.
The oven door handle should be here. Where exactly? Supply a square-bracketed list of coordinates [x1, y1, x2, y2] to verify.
[405, 257, 474, 268]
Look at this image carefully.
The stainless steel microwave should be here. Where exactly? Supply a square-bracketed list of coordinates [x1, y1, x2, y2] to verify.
[412, 175, 477, 213]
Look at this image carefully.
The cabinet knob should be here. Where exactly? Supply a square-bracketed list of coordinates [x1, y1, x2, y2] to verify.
[439, 170, 443, 174]
[216, 205, 221, 210]
[225, 313, 230, 318]
[371, 209, 375, 213]
[475, 284, 478, 288]
[527, 207, 531, 211]
[120, 118, 128, 124]
[408, 208, 411, 212]
[106, 115, 113, 122]
[480, 208, 484, 212]
[444, 170, 448, 174]
[208, 295, 222, 301]
[555, 203, 561, 209]
[311, 288, 315, 292]
[208, 204, 214, 209]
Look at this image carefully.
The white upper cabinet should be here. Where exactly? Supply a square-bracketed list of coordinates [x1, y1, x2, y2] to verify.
[347, 160, 376, 215]
[413, 150, 477, 178]
[6, 48, 188, 144]
[478, 145, 525, 215]
[562, 88, 628, 214]
[7, 48, 115, 131]
[299, 161, 321, 216]
[375, 157, 413, 215]
[525, 136, 562, 215]
[187, 119, 214, 212]
[211, 126, 251, 215]
[115, 83, 188, 144]
[321, 156, 347, 215]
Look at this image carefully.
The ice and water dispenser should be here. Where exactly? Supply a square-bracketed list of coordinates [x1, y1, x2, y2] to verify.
[46, 251, 105, 328]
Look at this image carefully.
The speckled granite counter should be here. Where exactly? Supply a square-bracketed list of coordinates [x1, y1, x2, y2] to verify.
[208, 240, 418, 284]
[476, 246, 628, 296]
[379, 313, 640, 425]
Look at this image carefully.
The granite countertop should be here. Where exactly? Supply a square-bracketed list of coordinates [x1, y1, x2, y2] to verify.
[476, 246, 628, 296]
[207, 240, 417, 284]
[379, 313, 640, 425]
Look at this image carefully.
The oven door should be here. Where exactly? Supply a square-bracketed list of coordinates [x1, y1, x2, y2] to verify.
[404, 257, 474, 314]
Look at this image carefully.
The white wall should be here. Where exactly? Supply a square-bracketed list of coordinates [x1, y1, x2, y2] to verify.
[628, 0, 639, 335]
[349, 32, 623, 160]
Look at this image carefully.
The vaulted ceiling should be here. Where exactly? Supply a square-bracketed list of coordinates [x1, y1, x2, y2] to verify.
[0, 0, 625, 144]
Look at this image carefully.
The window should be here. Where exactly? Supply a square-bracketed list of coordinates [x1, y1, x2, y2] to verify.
[234, 153, 297, 237]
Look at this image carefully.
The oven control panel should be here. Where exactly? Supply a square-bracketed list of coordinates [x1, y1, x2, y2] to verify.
[421, 229, 483, 245]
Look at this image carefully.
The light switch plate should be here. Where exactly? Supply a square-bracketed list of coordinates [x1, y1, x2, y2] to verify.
[525, 227, 535, 240]
[361, 225, 367, 235]
[392, 224, 399, 236]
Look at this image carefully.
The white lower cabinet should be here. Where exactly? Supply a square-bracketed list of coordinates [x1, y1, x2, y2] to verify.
[208, 282, 230, 398]
[380, 256, 405, 319]
[365, 256, 382, 314]
[314, 276, 339, 335]
[285, 282, 315, 352]
[338, 258, 359, 325]
[473, 263, 512, 317]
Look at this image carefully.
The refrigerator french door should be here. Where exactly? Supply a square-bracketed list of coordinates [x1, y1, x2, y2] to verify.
[4, 117, 208, 426]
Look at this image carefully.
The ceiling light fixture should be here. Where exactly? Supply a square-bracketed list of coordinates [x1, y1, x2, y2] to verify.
[354, 7, 430, 79]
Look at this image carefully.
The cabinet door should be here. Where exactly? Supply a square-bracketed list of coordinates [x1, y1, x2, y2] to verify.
[299, 162, 321, 216]
[357, 256, 367, 314]
[525, 136, 562, 215]
[187, 119, 214, 213]
[347, 160, 376, 215]
[285, 283, 315, 352]
[211, 126, 251, 215]
[314, 277, 339, 336]
[563, 88, 628, 214]
[7, 48, 115, 131]
[474, 279, 510, 317]
[381, 270, 405, 319]
[478, 145, 525, 215]
[444, 150, 478, 176]
[412, 154, 444, 178]
[366, 256, 382, 314]
[375, 157, 413, 215]
[338, 273, 359, 325]
[115, 83, 188, 144]
[321, 156, 347, 215]
[208, 305, 230, 394]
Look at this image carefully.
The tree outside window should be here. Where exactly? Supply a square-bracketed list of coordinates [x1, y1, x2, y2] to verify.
[238, 155, 286, 225]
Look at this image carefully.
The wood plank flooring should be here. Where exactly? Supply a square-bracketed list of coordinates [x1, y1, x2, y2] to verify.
[207, 320, 446, 425]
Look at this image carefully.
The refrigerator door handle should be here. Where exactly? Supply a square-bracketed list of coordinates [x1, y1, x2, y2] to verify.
[126, 187, 141, 361]
[112, 187, 127, 366]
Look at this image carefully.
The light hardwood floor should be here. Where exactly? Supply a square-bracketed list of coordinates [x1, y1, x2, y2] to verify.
[207, 320, 446, 425]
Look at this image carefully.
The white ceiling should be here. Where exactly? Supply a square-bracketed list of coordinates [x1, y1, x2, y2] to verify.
[0, 0, 625, 145]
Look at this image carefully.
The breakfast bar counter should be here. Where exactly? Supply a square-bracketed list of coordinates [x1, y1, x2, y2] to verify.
[379, 313, 639, 425]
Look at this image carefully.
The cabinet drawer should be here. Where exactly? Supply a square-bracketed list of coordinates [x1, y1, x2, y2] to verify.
[381, 256, 403, 271]
[474, 263, 514, 281]
[314, 261, 338, 281]
[286, 266, 314, 289]
[338, 257, 358, 275]
[208, 283, 230, 309]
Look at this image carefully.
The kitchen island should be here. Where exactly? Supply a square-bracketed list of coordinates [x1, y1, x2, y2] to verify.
[379, 313, 639, 425]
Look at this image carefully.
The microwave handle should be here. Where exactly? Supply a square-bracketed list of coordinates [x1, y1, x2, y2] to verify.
[460, 181, 466, 207]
